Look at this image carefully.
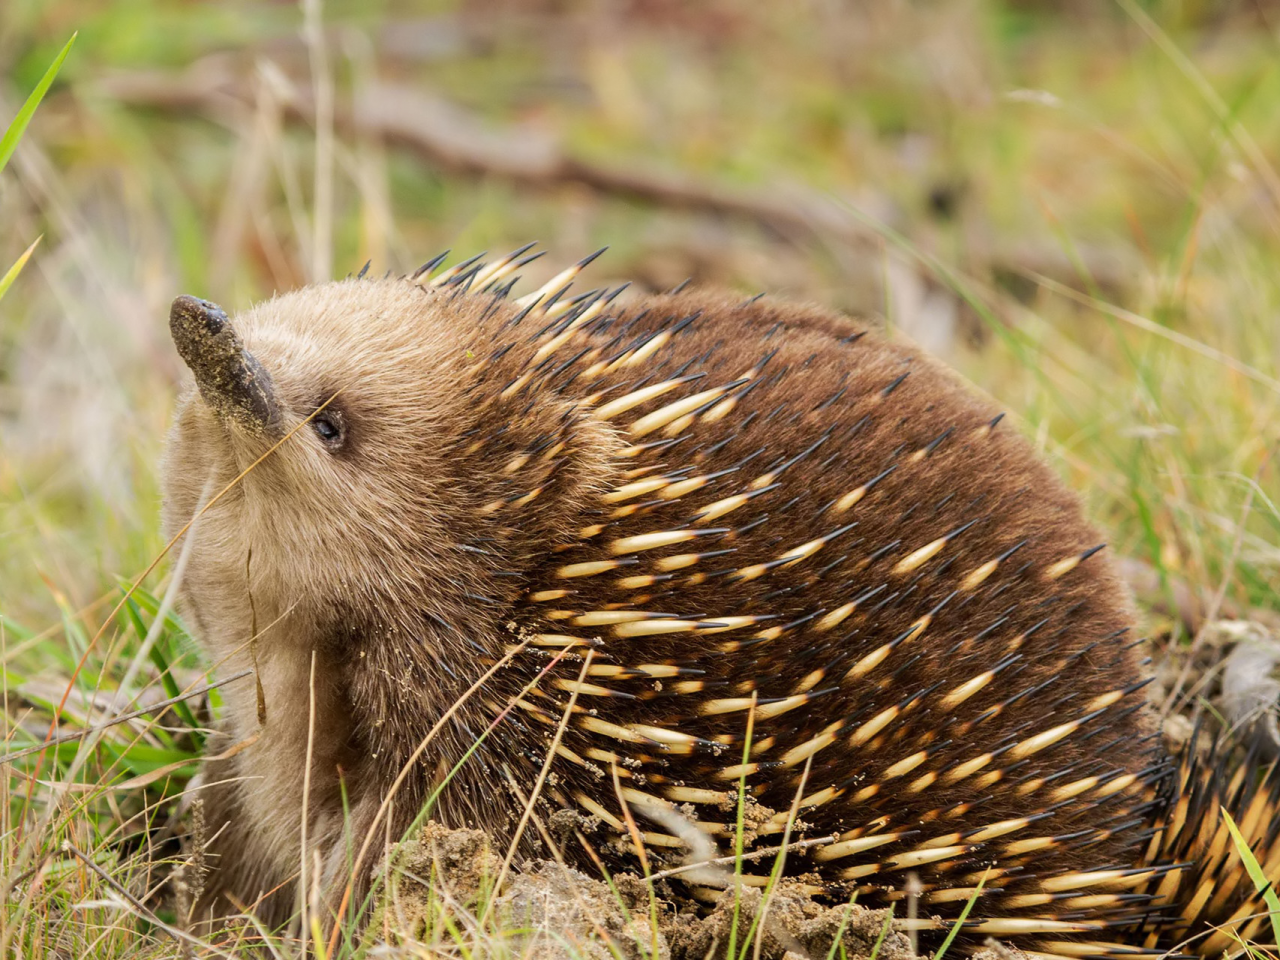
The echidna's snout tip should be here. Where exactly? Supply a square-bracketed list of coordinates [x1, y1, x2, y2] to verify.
[168, 293, 280, 432]
[169, 294, 228, 340]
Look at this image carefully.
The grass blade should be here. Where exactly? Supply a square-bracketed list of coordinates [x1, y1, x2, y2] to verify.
[822, 893, 861, 960]
[1221, 808, 1280, 946]
[932, 866, 990, 960]
[0, 236, 40, 303]
[0, 33, 76, 176]
[117, 593, 202, 740]
[869, 904, 895, 960]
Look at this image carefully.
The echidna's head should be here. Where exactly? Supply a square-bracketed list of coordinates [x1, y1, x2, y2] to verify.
[161, 278, 615, 658]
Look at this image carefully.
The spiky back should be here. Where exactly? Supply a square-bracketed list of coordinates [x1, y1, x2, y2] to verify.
[1135, 733, 1280, 956]
[388, 250, 1184, 956]
[184, 248, 1278, 957]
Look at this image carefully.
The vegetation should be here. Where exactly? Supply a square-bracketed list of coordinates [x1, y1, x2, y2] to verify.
[1, 1, 1277, 956]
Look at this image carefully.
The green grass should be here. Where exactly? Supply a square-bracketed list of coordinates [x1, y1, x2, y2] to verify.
[0, 237, 40, 304]
[1223, 809, 1280, 948]
[0, 32, 75, 176]
[0, 32, 74, 305]
[2, 1, 1280, 957]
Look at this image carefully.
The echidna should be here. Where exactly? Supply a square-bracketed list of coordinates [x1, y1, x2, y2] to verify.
[162, 246, 1279, 956]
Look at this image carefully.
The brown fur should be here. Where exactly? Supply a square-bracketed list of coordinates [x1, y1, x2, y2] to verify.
[164, 268, 1190, 952]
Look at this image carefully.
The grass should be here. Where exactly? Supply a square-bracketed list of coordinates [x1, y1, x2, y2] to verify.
[0, 237, 41, 304]
[0, 32, 75, 177]
[1223, 809, 1280, 949]
[0, 32, 74, 305]
[1, 1, 1279, 958]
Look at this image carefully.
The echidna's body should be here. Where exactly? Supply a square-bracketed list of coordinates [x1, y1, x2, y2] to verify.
[163, 248, 1278, 956]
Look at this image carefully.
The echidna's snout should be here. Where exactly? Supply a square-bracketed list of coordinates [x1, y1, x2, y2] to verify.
[169, 294, 280, 434]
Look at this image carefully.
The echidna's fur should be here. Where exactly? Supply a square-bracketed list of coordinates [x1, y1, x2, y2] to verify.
[162, 247, 1279, 957]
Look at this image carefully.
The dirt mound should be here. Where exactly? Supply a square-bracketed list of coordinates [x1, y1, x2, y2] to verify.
[667, 883, 916, 960]
[369, 821, 938, 960]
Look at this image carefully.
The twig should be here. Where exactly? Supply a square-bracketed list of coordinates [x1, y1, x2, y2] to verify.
[300, 649, 317, 950]
[645, 833, 840, 884]
[0, 670, 252, 765]
[480, 649, 594, 926]
[499, 770, 620, 952]
[61, 840, 235, 958]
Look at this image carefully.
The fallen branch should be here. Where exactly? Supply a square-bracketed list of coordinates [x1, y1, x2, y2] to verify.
[96, 58, 1137, 293]
[97, 58, 880, 253]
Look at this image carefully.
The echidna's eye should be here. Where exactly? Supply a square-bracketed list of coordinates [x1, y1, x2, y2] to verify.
[310, 413, 344, 450]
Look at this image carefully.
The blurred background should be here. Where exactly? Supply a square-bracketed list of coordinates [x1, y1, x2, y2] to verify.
[2, 4, 1279, 950]
[2, 0, 1279, 639]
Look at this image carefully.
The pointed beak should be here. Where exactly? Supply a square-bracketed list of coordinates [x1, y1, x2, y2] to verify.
[169, 295, 280, 433]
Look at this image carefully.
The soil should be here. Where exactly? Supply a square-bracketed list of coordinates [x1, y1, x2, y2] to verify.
[666, 883, 917, 960]
[369, 819, 944, 960]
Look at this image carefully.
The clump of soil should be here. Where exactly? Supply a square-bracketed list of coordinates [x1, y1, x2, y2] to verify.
[372, 820, 662, 958]
[666, 883, 915, 960]
[370, 820, 502, 939]
[504, 860, 670, 960]
[409, 820, 503, 900]
[370, 821, 938, 960]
